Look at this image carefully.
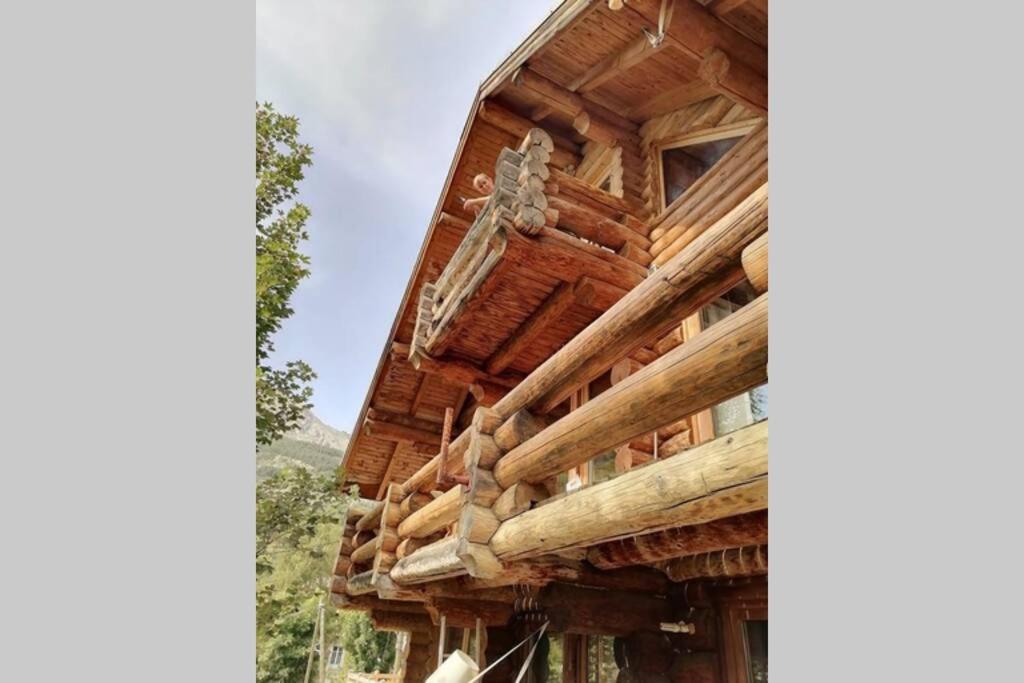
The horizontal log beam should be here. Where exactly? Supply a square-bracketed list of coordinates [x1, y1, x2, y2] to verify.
[345, 569, 376, 596]
[663, 0, 767, 76]
[490, 420, 767, 560]
[587, 511, 768, 569]
[548, 168, 647, 225]
[347, 498, 380, 519]
[397, 485, 466, 539]
[477, 100, 581, 169]
[511, 67, 638, 135]
[349, 536, 378, 565]
[661, 544, 767, 582]
[371, 611, 436, 634]
[547, 195, 651, 251]
[490, 184, 766, 421]
[493, 293, 768, 487]
[354, 501, 385, 532]
[540, 583, 673, 636]
[363, 417, 441, 447]
[366, 408, 445, 438]
[569, 32, 665, 95]
[392, 342, 522, 390]
[390, 536, 467, 585]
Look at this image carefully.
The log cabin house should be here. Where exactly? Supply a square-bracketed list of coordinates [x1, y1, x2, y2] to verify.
[333, 1, 768, 680]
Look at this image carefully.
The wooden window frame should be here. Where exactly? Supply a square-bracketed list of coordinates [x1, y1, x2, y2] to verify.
[718, 582, 768, 683]
[653, 120, 760, 214]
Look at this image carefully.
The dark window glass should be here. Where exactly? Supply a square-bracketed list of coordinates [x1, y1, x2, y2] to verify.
[662, 136, 742, 206]
[745, 620, 767, 682]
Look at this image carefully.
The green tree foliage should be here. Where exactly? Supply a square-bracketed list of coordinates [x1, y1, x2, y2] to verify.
[339, 611, 396, 673]
[256, 467, 340, 566]
[256, 468, 395, 681]
[257, 102, 316, 446]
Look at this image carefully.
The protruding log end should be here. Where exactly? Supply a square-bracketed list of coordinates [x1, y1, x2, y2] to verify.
[741, 232, 768, 293]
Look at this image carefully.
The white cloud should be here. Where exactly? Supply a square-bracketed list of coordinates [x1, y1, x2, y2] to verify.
[256, 1, 486, 202]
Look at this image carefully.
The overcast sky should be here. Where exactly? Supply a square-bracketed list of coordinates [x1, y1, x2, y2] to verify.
[257, 1, 558, 433]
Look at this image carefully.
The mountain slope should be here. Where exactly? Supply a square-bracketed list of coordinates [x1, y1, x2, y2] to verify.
[257, 411, 350, 481]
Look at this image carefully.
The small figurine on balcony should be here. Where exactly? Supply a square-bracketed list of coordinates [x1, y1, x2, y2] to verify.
[461, 173, 494, 216]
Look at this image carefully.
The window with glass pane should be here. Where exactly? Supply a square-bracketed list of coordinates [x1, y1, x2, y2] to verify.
[700, 284, 767, 436]
[745, 621, 767, 682]
[586, 635, 619, 682]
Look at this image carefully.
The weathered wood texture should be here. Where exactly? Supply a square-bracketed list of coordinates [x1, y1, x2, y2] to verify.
[587, 510, 768, 569]
[539, 584, 674, 636]
[491, 420, 767, 559]
[661, 544, 767, 582]
[390, 537, 466, 585]
[741, 230, 767, 292]
[397, 485, 466, 539]
[493, 294, 768, 487]
[490, 184, 766, 422]
[649, 124, 767, 266]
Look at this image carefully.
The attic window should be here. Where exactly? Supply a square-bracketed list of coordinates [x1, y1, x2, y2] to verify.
[661, 135, 743, 207]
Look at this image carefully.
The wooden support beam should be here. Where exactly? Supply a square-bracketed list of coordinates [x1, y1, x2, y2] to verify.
[425, 598, 513, 629]
[390, 536, 466, 585]
[741, 231, 767, 293]
[490, 420, 767, 560]
[547, 195, 651, 251]
[464, 431, 502, 470]
[471, 406, 504, 434]
[493, 410, 550, 453]
[363, 417, 441, 447]
[397, 485, 466, 539]
[491, 481, 549, 521]
[396, 535, 442, 561]
[456, 540, 503, 579]
[355, 501, 385, 532]
[662, 0, 767, 75]
[399, 492, 434, 521]
[485, 281, 589, 375]
[572, 109, 638, 147]
[511, 67, 638, 135]
[493, 291, 768, 487]
[349, 536, 378, 565]
[540, 584, 673, 636]
[699, 47, 767, 116]
[661, 544, 767, 581]
[394, 342, 522, 390]
[489, 185, 766, 422]
[345, 569, 376, 596]
[347, 498, 379, 520]
[587, 511, 768, 569]
[534, 193, 765, 413]
[458, 504, 501, 544]
[569, 33, 665, 95]
[549, 168, 647, 225]
[372, 611, 437, 634]
[477, 100, 581, 169]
